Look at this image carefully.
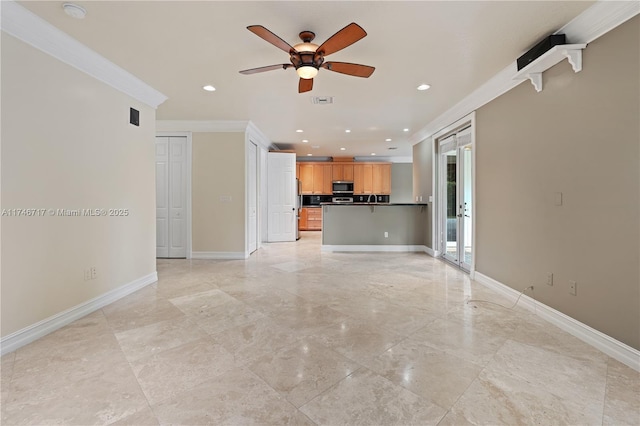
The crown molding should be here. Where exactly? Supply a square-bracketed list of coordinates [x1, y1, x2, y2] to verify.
[156, 120, 250, 133]
[410, 0, 640, 145]
[246, 121, 275, 151]
[559, 0, 640, 44]
[0, 0, 167, 109]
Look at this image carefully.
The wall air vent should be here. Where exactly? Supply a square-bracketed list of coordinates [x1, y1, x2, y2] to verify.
[311, 96, 334, 105]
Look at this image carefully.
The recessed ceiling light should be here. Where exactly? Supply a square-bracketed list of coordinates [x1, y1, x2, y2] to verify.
[403, 128, 410, 132]
[311, 145, 320, 149]
[371, 153, 377, 156]
[307, 153, 313, 156]
[417, 84, 431, 91]
[296, 129, 304, 133]
[385, 138, 392, 142]
[202, 85, 216, 92]
[62, 3, 86, 19]
[340, 147, 346, 151]
[302, 139, 309, 143]
[345, 129, 351, 133]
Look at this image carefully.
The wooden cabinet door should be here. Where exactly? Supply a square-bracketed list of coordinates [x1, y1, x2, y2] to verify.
[312, 164, 324, 194]
[299, 164, 314, 194]
[299, 207, 308, 230]
[353, 164, 364, 194]
[332, 164, 344, 181]
[372, 164, 391, 194]
[296, 163, 300, 180]
[363, 164, 373, 194]
[306, 208, 322, 230]
[322, 164, 333, 194]
[343, 164, 354, 181]
[381, 164, 391, 194]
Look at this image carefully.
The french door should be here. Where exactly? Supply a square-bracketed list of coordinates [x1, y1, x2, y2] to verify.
[439, 127, 473, 271]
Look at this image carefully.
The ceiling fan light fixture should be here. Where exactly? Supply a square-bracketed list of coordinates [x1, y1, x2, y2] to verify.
[293, 42, 319, 53]
[297, 66, 318, 79]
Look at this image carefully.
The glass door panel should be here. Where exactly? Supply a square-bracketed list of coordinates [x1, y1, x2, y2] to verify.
[443, 149, 458, 264]
[461, 145, 473, 271]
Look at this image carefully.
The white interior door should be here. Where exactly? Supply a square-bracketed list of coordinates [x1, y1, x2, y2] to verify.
[267, 152, 296, 242]
[248, 142, 258, 254]
[156, 139, 169, 258]
[156, 136, 187, 258]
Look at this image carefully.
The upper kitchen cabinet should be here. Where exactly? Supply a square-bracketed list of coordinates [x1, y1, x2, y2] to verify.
[299, 163, 333, 195]
[353, 163, 391, 195]
[299, 161, 389, 195]
[299, 163, 314, 194]
[375, 163, 391, 194]
[332, 164, 354, 182]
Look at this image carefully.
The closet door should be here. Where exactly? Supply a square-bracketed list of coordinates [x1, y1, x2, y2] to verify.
[156, 138, 169, 258]
[156, 136, 187, 258]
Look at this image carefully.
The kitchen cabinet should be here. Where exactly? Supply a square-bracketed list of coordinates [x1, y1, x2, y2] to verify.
[299, 206, 308, 230]
[298, 162, 389, 195]
[306, 207, 322, 230]
[300, 207, 322, 230]
[353, 163, 391, 195]
[353, 164, 363, 194]
[299, 163, 314, 194]
[332, 164, 354, 182]
[373, 163, 391, 194]
[299, 163, 332, 195]
[312, 164, 332, 194]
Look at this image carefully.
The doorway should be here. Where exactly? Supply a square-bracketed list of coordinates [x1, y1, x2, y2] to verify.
[156, 135, 190, 258]
[438, 126, 473, 271]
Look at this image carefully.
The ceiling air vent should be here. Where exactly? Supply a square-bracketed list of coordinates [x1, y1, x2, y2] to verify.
[311, 96, 334, 105]
[388, 147, 398, 150]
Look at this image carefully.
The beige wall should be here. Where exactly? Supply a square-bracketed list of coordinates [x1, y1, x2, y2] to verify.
[1, 34, 157, 336]
[475, 16, 639, 349]
[412, 140, 433, 248]
[191, 132, 246, 253]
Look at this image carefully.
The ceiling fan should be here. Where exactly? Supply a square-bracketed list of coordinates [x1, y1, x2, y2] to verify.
[239, 22, 375, 93]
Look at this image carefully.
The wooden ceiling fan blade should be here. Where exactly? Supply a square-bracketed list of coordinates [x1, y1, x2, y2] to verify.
[247, 25, 294, 53]
[239, 64, 292, 75]
[322, 62, 375, 78]
[299, 78, 313, 93]
[317, 23, 367, 56]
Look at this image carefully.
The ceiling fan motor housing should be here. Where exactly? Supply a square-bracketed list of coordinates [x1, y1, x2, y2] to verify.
[291, 31, 324, 75]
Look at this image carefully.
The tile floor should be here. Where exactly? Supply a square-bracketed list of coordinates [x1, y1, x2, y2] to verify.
[1, 231, 638, 425]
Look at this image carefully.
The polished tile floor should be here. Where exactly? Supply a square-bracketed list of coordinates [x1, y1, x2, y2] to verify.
[2, 232, 638, 425]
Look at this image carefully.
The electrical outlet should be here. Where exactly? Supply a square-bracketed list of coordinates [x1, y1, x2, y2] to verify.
[569, 280, 577, 296]
[546, 273, 553, 286]
[384, 231, 389, 238]
[90, 267, 97, 279]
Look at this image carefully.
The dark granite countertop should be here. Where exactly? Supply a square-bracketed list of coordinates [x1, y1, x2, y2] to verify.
[320, 203, 428, 206]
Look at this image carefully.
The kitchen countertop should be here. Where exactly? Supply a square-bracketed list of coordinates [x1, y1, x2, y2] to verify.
[320, 202, 428, 206]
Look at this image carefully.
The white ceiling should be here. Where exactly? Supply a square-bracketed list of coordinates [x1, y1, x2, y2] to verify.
[19, 1, 594, 159]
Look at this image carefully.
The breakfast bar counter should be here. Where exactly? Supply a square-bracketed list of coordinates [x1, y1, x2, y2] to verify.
[320, 203, 430, 252]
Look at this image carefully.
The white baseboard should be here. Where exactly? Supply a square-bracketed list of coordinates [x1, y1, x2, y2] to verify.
[423, 246, 436, 257]
[0, 271, 158, 356]
[321, 244, 429, 253]
[474, 272, 640, 372]
[191, 251, 248, 260]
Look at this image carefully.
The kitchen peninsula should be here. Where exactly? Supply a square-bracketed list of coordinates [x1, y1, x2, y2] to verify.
[321, 203, 429, 252]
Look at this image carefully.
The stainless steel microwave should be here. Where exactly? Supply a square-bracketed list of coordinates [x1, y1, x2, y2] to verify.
[332, 181, 354, 194]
